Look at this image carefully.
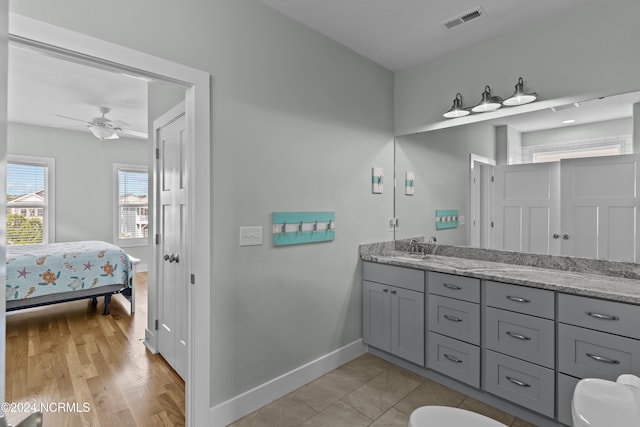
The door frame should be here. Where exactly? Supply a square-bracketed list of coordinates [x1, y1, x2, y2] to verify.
[7, 13, 211, 426]
[469, 154, 496, 248]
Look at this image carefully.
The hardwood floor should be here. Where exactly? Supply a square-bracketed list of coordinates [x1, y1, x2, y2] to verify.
[5, 273, 185, 427]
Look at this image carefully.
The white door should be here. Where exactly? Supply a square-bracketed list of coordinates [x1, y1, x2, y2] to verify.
[493, 162, 561, 255]
[561, 154, 640, 262]
[156, 104, 188, 379]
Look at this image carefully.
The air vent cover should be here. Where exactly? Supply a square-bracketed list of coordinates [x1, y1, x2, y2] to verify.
[443, 7, 486, 30]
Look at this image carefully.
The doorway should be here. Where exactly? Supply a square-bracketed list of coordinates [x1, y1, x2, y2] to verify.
[4, 14, 211, 426]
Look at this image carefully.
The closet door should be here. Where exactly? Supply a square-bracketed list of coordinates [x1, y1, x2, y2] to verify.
[493, 163, 561, 255]
[561, 154, 640, 262]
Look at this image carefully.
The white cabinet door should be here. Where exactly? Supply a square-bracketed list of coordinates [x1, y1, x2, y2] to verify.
[561, 154, 640, 262]
[493, 163, 561, 255]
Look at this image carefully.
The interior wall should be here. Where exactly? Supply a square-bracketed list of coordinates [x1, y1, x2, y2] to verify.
[395, 0, 640, 135]
[522, 118, 633, 147]
[395, 122, 496, 245]
[9, 0, 396, 406]
[7, 122, 152, 264]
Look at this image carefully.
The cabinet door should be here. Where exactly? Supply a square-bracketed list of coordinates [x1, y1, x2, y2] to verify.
[391, 287, 424, 365]
[363, 280, 391, 352]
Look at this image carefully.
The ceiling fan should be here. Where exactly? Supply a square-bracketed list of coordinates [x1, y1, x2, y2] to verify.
[57, 106, 139, 140]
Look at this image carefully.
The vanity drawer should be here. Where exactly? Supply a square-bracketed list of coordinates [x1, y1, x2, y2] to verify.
[428, 332, 480, 388]
[485, 307, 555, 368]
[486, 281, 555, 319]
[485, 350, 555, 418]
[428, 271, 480, 303]
[558, 323, 640, 380]
[363, 262, 425, 292]
[428, 295, 480, 345]
[557, 373, 580, 426]
[558, 293, 640, 339]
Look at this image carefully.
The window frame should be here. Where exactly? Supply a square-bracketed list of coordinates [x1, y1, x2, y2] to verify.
[6, 154, 56, 245]
[113, 163, 149, 248]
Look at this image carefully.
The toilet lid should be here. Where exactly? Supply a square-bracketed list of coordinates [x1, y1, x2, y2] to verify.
[409, 406, 507, 427]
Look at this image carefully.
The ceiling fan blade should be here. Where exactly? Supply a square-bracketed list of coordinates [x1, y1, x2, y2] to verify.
[55, 114, 90, 124]
[118, 128, 148, 139]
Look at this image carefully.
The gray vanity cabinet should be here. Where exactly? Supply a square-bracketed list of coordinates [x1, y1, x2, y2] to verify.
[363, 262, 425, 365]
[483, 281, 556, 418]
[556, 293, 640, 425]
[427, 272, 481, 387]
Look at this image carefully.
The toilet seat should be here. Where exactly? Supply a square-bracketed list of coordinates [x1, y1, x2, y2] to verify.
[409, 406, 507, 427]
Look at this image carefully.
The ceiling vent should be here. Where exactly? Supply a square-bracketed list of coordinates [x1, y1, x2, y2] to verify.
[443, 7, 487, 30]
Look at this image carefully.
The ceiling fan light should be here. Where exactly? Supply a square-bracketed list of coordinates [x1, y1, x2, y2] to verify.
[471, 85, 502, 113]
[443, 93, 470, 118]
[89, 125, 118, 140]
[503, 77, 537, 106]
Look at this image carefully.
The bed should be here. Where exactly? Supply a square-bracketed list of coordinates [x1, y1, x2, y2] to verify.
[6, 240, 135, 315]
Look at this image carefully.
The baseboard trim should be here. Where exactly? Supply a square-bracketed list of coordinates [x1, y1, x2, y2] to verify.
[210, 339, 366, 426]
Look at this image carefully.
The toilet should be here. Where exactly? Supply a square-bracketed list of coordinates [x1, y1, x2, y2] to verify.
[409, 374, 640, 427]
[408, 405, 507, 427]
[572, 374, 640, 427]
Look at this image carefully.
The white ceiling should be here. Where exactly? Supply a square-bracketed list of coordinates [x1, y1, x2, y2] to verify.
[8, 44, 148, 139]
[258, 0, 584, 71]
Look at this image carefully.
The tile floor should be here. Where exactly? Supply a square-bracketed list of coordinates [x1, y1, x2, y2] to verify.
[228, 353, 537, 427]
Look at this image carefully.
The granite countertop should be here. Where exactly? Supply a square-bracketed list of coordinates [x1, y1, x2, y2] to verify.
[360, 246, 640, 305]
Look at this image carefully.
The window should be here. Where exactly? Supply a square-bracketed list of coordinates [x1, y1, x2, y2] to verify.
[114, 164, 149, 247]
[6, 155, 55, 245]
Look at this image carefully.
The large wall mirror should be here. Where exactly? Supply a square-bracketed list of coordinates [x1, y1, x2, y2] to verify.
[394, 89, 640, 262]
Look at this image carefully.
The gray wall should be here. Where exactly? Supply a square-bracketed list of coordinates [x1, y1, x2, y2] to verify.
[395, 0, 640, 135]
[395, 122, 496, 244]
[522, 118, 632, 147]
[9, 0, 396, 405]
[7, 122, 151, 265]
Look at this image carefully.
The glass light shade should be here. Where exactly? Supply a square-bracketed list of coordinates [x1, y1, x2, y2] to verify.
[503, 77, 537, 106]
[471, 86, 502, 113]
[89, 125, 119, 140]
[443, 93, 470, 118]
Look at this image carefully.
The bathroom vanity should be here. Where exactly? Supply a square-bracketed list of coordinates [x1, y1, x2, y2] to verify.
[360, 241, 640, 426]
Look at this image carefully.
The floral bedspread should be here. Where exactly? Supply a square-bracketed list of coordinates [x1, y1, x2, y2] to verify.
[6, 241, 131, 301]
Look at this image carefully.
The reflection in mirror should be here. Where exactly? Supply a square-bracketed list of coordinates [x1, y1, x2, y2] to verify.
[395, 90, 640, 262]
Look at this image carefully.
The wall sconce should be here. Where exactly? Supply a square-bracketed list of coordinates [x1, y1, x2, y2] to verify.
[443, 93, 470, 118]
[502, 77, 537, 106]
[471, 85, 502, 113]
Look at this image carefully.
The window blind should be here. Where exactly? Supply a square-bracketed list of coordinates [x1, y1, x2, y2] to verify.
[118, 169, 149, 240]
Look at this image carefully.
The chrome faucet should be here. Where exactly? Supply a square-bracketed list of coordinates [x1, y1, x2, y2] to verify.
[409, 239, 420, 253]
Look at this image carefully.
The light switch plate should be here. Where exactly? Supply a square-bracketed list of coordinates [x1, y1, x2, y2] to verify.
[240, 226, 263, 246]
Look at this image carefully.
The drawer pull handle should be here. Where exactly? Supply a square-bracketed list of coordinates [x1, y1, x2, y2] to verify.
[506, 376, 531, 388]
[383, 289, 389, 293]
[586, 353, 620, 364]
[506, 296, 530, 303]
[390, 290, 397, 294]
[506, 331, 531, 341]
[443, 283, 462, 290]
[444, 354, 463, 363]
[586, 312, 619, 321]
[443, 314, 463, 322]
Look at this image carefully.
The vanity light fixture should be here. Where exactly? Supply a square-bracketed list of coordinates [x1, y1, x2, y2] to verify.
[471, 85, 502, 113]
[443, 93, 470, 118]
[502, 77, 537, 106]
